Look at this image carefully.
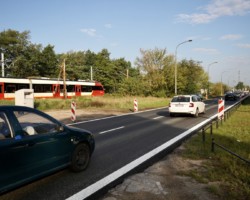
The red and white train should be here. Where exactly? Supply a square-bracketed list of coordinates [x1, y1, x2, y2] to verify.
[0, 77, 104, 99]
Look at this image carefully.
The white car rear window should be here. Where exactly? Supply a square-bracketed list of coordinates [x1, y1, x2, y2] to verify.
[171, 97, 190, 102]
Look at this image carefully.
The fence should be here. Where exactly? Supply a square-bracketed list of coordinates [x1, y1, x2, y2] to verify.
[198, 96, 250, 165]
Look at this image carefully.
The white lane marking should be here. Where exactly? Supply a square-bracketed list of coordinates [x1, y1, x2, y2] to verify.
[67, 106, 169, 126]
[66, 113, 218, 200]
[153, 116, 164, 120]
[99, 126, 125, 134]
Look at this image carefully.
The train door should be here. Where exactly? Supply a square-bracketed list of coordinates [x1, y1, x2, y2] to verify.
[75, 85, 81, 96]
[0, 82, 4, 99]
[52, 84, 60, 97]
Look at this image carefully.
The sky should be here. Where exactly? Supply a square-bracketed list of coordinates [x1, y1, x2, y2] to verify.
[1, 0, 250, 86]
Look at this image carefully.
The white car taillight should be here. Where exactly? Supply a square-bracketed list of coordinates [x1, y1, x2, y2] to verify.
[189, 103, 194, 107]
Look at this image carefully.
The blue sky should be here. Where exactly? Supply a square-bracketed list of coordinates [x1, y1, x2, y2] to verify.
[1, 0, 250, 86]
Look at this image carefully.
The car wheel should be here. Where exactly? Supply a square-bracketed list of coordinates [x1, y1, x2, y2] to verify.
[170, 113, 174, 117]
[194, 108, 199, 118]
[70, 143, 90, 172]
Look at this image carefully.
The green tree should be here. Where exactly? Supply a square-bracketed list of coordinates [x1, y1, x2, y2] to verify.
[0, 29, 32, 76]
[135, 48, 173, 97]
[177, 59, 207, 94]
[235, 81, 244, 90]
[39, 45, 58, 77]
[0, 29, 59, 78]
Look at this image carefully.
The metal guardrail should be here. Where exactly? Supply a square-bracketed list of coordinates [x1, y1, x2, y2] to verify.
[211, 138, 250, 164]
[199, 95, 250, 164]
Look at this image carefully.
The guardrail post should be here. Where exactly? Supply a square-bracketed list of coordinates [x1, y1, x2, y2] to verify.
[202, 128, 205, 143]
[211, 138, 215, 152]
[210, 123, 213, 136]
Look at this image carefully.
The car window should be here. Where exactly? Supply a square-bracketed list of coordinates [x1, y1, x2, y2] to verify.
[0, 112, 12, 139]
[14, 111, 59, 136]
[172, 96, 190, 102]
[192, 96, 198, 102]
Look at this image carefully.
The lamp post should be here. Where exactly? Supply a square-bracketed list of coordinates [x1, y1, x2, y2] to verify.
[207, 61, 218, 98]
[174, 39, 192, 95]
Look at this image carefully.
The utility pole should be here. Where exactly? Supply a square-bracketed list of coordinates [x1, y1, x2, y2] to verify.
[1, 53, 4, 77]
[90, 66, 93, 81]
[62, 59, 67, 99]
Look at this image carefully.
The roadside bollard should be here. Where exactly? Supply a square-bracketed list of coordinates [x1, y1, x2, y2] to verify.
[134, 99, 138, 112]
[218, 98, 224, 120]
[71, 101, 76, 122]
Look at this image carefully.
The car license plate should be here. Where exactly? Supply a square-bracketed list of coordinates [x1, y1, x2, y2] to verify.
[175, 104, 183, 107]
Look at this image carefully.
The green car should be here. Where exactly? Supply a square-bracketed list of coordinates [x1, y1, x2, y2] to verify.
[0, 105, 95, 194]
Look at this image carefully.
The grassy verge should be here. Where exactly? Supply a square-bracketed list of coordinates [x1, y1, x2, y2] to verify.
[0, 95, 170, 112]
[181, 97, 250, 200]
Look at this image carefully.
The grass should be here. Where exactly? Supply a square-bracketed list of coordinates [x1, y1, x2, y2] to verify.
[0, 95, 170, 112]
[181, 97, 250, 200]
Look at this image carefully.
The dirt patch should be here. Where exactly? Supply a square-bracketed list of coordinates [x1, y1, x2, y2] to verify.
[101, 146, 220, 200]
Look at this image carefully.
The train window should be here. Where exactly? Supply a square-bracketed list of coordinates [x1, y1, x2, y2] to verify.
[44, 85, 51, 93]
[34, 85, 43, 92]
[82, 86, 92, 92]
[18, 84, 29, 90]
[5, 84, 16, 93]
[92, 86, 103, 91]
[67, 85, 74, 92]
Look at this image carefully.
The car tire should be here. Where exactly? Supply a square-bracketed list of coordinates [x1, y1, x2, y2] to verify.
[170, 113, 174, 117]
[70, 143, 90, 172]
[194, 108, 199, 118]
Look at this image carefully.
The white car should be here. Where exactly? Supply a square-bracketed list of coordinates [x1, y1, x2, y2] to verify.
[169, 95, 205, 117]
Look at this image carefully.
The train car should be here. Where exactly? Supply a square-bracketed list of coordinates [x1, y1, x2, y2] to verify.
[0, 77, 104, 99]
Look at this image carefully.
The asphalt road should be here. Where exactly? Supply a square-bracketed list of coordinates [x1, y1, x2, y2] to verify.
[1, 99, 236, 200]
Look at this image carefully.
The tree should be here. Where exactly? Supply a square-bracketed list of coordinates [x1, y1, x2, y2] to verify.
[39, 45, 58, 77]
[177, 59, 207, 94]
[135, 48, 174, 97]
[0, 29, 59, 78]
[0, 29, 32, 77]
[235, 81, 244, 90]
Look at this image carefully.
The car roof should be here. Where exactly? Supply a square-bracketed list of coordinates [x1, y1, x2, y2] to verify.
[172, 95, 194, 98]
[0, 105, 35, 110]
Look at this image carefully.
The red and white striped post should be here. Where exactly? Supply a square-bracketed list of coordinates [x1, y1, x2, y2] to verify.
[71, 101, 76, 122]
[134, 99, 138, 112]
[218, 98, 224, 120]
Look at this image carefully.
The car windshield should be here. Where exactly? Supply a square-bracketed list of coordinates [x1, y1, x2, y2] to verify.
[171, 96, 190, 102]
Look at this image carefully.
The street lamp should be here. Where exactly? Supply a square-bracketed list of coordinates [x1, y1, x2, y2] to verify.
[207, 61, 218, 98]
[174, 39, 192, 95]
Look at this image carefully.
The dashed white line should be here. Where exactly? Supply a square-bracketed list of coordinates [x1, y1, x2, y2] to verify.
[153, 116, 164, 120]
[99, 126, 125, 134]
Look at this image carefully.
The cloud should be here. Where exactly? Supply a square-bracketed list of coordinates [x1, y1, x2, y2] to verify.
[176, 0, 250, 24]
[193, 48, 220, 54]
[188, 35, 212, 41]
[220, 34, 243, 40]
[80, 28, 97, 37]
[236, 43, 250, 48]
